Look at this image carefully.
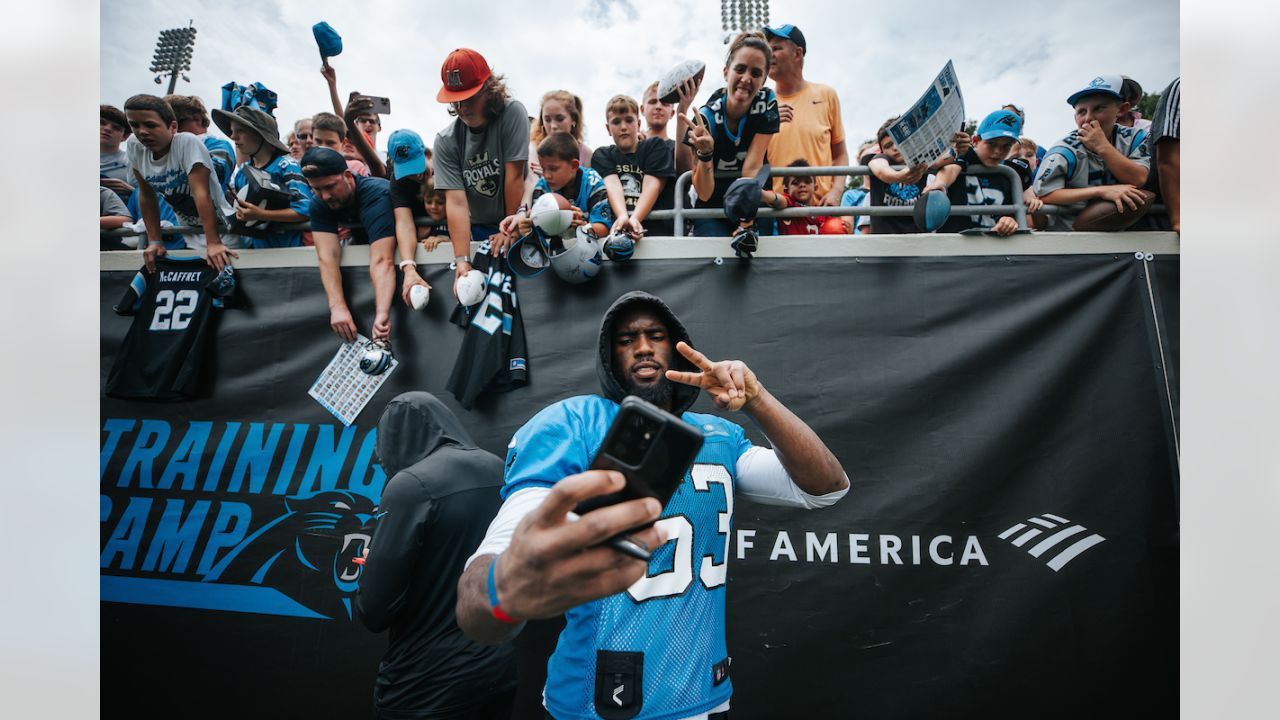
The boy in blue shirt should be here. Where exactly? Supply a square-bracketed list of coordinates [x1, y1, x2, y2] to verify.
[506, 132, 613, 239]
[212, 105, 313, 249]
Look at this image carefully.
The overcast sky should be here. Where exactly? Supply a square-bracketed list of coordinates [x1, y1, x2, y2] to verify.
[102, 0, 1178, 153]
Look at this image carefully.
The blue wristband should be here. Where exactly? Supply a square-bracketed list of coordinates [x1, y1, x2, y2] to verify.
[486, 556, 521, 624]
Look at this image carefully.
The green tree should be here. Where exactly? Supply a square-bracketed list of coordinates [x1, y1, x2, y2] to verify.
[1137, 92, 1161, 119]
[846, 136, 879, 190]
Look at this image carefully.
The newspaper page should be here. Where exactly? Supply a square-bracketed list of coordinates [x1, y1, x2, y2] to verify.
[888, 61, 966, 167]
[308, 334, 398, 426]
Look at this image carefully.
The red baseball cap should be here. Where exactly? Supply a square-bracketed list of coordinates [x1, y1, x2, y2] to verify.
[437, 48, 492, 103]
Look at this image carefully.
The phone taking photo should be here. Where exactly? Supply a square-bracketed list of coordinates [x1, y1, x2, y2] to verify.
[574, 396, 704, 560]
[358, 95, 392, 115]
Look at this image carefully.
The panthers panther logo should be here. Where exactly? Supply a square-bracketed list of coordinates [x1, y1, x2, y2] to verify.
[202, 490, 378, 620]
[887, 182, 922, 203]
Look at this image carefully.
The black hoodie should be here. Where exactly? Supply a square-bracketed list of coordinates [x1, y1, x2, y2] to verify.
[595, 290, 701, 415]
[357, 392, 515, 717]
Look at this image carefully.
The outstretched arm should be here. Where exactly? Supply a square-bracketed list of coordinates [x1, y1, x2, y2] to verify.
[666, 341, 847, 496]
[312, 230, 357, 343]
[321, 64, 343, 116]
[189, 164, 236, 272]
[343, 93, 387, 178]
[456, 470, 666, 644]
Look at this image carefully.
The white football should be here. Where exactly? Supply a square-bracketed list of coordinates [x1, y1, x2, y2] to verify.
[409, 284, 430, 310]
[455, 269, 488, 306]
[656, 59, 707, 104]
[530, 193, 575, 237]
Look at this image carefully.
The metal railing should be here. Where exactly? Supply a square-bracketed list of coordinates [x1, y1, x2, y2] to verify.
[102, 164, 1168, 243]
[647, 164, 1166, 232]
[100, 217, 444, 239]
[648, 164, 1031, 230]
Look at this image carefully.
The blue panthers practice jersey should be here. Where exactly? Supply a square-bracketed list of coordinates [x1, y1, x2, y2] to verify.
[532, 167, 613, 229]
[503, 394, 752, 720]
[231, 154, 314, 248]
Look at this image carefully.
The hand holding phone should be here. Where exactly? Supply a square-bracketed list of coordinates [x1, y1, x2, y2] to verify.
[574, 396, 704, 560]
[357, 95, 392, 114]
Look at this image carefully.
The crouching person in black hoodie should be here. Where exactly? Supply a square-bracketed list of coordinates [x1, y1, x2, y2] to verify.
[357, 391, 516, 720]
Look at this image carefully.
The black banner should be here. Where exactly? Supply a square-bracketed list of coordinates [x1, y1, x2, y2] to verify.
[100, 252, 1178, 718]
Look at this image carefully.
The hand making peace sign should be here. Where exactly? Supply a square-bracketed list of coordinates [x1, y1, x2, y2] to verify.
[664, 341, 761, 411]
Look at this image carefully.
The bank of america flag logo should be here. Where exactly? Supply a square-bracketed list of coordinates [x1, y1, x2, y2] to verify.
[998, 514, 1105, 571]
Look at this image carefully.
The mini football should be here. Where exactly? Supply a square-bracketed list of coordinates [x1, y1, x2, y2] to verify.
[409, 284, 429, 310]
[657, 59, 707, 104]
[820, 217, 848, 235]
[1071, 190, 1156, 232]
[913, 191, 952, 232]
[455, 269, 487, 306]
[530, 193, 575, 237]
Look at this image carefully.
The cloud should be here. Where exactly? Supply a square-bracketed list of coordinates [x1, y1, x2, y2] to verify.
[102, 0, 1179, 151]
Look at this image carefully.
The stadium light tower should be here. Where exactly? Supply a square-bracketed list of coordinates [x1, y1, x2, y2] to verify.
[149, 21, 197, 95]
[721, 0, 770, 43]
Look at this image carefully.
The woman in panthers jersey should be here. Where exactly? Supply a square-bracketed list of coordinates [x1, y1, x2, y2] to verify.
[683, 31, 783, 238]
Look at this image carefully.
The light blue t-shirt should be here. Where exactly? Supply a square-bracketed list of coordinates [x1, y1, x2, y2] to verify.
[504, 394, 752, 720]
[840, 187, 869, 234]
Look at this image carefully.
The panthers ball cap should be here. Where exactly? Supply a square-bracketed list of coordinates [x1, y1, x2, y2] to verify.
[1067, 75, 1125, 106]
[975, 109, 1023, 141]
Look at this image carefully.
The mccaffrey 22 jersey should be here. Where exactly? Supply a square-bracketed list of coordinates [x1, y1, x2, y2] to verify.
[106, 256, 235, 401]
[503, 395, 753, 720]
[447, 240, 529, 410]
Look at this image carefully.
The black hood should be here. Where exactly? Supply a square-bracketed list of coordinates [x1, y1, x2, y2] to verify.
[374, 391, 475, 477]
[596, 291, 700, 416]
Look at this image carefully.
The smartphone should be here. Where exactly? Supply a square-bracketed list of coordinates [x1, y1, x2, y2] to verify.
[575, 395, 704, 520]
[358, 95, 392, 115]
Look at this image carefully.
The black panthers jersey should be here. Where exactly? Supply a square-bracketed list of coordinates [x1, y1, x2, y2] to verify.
[447, 242, 529, 410]
[696, 87, 780, 209]
[106, 256, 235, 401]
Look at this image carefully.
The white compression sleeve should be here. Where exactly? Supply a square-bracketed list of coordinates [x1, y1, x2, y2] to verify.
[734, 446, 849, 509]
[464, 486, 552, 570]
